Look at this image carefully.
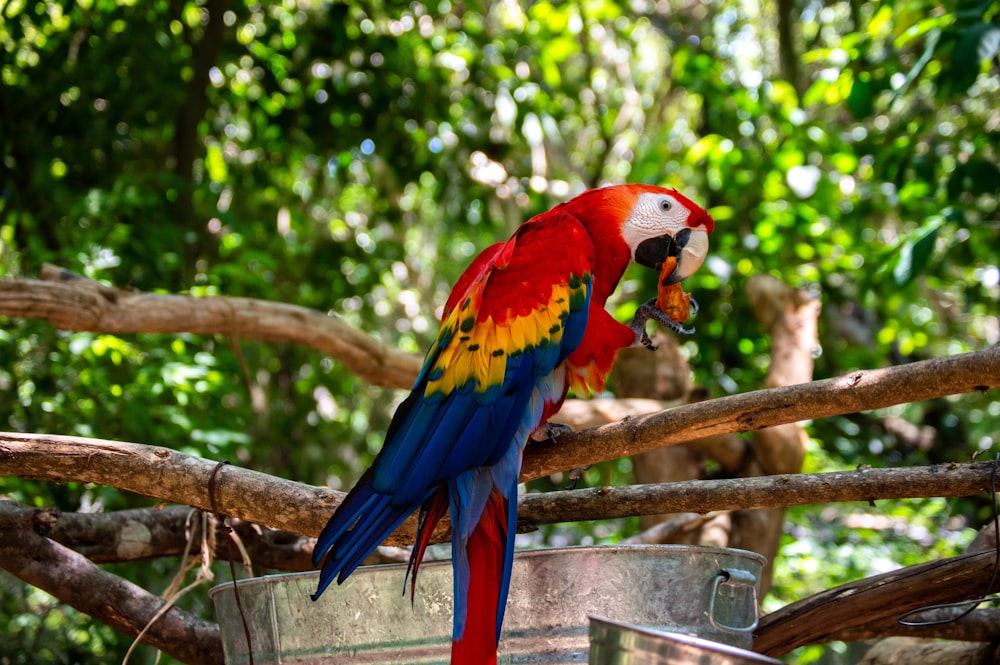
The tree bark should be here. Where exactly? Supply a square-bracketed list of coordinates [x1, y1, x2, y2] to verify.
[522, 346, 1000, 480]
[728, 275, 821, 593]
[754, 549, 1000, 656]
[859, 638, 1000, 665]
[3, 431, 996, 539]
[7, 501, 320, 570]
[0, 265, 422, 388]
[171, 0, 228, 264]
[776, 0, 802, 95]
[0, 501, 224, 665]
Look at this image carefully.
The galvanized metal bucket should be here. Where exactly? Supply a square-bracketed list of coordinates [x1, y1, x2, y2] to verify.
[589, 617, 781, 664]
[210, 544, 764, 665]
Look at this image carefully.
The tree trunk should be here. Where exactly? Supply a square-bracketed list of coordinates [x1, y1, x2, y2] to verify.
[595, 275, 821, 593]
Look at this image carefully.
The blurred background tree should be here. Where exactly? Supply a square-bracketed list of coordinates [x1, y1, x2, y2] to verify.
[1, 0, 997, 662]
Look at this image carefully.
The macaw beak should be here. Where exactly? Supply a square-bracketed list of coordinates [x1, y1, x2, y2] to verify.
[634, 227, 709, 284]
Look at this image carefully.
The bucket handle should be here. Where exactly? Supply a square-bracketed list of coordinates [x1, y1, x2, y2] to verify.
[707, 569, 759, 635]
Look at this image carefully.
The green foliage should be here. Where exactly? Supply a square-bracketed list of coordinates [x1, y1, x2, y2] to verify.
[1, 0, 998, 662]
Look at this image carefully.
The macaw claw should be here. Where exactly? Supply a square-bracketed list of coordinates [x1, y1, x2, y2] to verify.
[630, 297, 698, 349]
[564, 464, 591, 490]
[529, 421, 574, 442]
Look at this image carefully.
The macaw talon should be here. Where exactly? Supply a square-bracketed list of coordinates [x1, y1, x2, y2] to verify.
[530, 421, 574, 443]
[629, 298, 695, 349]
[565, 465, 590, 490]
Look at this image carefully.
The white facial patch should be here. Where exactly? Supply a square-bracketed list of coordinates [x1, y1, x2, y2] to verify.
[621, 192, 692, 256]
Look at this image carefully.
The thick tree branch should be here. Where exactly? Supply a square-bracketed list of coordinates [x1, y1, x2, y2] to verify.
[521, 346, 1000, 480]
[2, 431, 995, 540]
[754, 549, 1000, 656]
[0, 265, 421, 389]
[19, 502, 318, 570]
[0, 501, 223, 665]
[0, 500, 411, 571]
[519, 462, 994, 524]
[0, 432, 345, 539]
[860, 637, 1000, 665]
[833, 608, 1000, 644]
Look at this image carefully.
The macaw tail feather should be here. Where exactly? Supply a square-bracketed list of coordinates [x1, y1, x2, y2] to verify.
[451, 490, 508, 665]
[405, 486, 450, 600]
[312, 471, 424, 601]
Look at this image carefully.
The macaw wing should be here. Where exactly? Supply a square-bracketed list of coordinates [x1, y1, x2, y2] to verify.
[312, 211, 595, 591]
[372, 211, 596, 502]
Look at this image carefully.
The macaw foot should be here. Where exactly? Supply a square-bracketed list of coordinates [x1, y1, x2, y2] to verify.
[629, 297, 698, 349]
[565, 464, 590, 490]
[530, 422, 588, 489]
[529, 421, 574, 442]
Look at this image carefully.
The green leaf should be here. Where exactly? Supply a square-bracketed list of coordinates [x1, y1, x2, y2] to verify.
[948, 158, 1000, 198]
[948, 22, 1000, 93]
[891, 27, 941, 102]
[892, 220, 944, 287]
[847, 75, 874, 118]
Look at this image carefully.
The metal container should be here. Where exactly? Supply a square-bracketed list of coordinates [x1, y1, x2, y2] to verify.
[211, 545, 764, 665]
[589, 617, 781, 664]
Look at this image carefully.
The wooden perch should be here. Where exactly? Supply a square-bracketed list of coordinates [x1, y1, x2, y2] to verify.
[0, 264, 422, 388]
[2, 430, 996, 540]
[754, 549, 1000, 657]
[0, 500, 223, 665]
[838, 608, 1000, 645]
[0, 433, 341, 538]
[14, 502, 318, 570]
[521, 346, 1000, 479]
[517, 462, 995, 524]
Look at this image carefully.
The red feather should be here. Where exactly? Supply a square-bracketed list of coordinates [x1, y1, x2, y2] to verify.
[451, 490, 507, 665]
[312, 184, 713, 665]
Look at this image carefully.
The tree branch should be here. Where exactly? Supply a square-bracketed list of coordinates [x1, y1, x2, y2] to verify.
[833, 608, 1000, 644]
[0, 432, 346, 539]
[2, 431, 996, 541]
[0, 501, 223, 665]
[520, 346, 1000, 480]
[0, 265, 421, 389]
[519, 462, 994, 525]
[20, 502, 318, 570]
[754, 549, 1000, 656]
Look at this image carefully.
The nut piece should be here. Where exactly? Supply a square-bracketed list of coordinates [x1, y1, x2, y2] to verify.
[655, 257, 692, 324]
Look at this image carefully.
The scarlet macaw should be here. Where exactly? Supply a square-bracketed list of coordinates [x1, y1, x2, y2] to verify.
[312, 184, 714, 664]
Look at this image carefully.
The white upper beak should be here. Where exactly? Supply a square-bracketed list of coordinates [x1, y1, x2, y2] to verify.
[663, 228, 709, 285]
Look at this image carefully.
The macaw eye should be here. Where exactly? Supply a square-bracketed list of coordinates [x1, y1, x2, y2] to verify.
[660, 199, 672, 212]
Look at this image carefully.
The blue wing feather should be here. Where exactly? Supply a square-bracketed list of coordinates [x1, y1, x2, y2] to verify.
[313, 212, 598, 648]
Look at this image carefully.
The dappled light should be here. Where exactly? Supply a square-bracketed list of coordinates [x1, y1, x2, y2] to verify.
[1, 0, 999, 663]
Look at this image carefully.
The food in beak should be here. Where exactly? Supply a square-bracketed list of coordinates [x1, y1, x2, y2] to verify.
[655, 256, 693, 325]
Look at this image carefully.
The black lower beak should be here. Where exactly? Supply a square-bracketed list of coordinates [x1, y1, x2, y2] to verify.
[635, 228, 692, 283]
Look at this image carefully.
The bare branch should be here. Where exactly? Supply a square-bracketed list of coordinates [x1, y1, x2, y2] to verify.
[2, 431, 995, 541]
[833, 608, 1000, 644]
[28, 503, 318, 570]
[859, 637, 1000, 665]
[520, 347, 1000, 480]
[754, 549, 1000, 656]
[0, 265, 421, 389]
[518, 462, 994, 525]
[0, 501, 223, 665]
[0, 432, 348, 538]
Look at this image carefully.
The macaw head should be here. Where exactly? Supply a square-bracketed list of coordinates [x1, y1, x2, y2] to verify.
[552, 184, 714, 303]
[618, 185, 714, 285]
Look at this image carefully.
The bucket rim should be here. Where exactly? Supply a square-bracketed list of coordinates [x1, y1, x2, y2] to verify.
[589, 616, 782, 663]
[208, 543, 765, 599]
